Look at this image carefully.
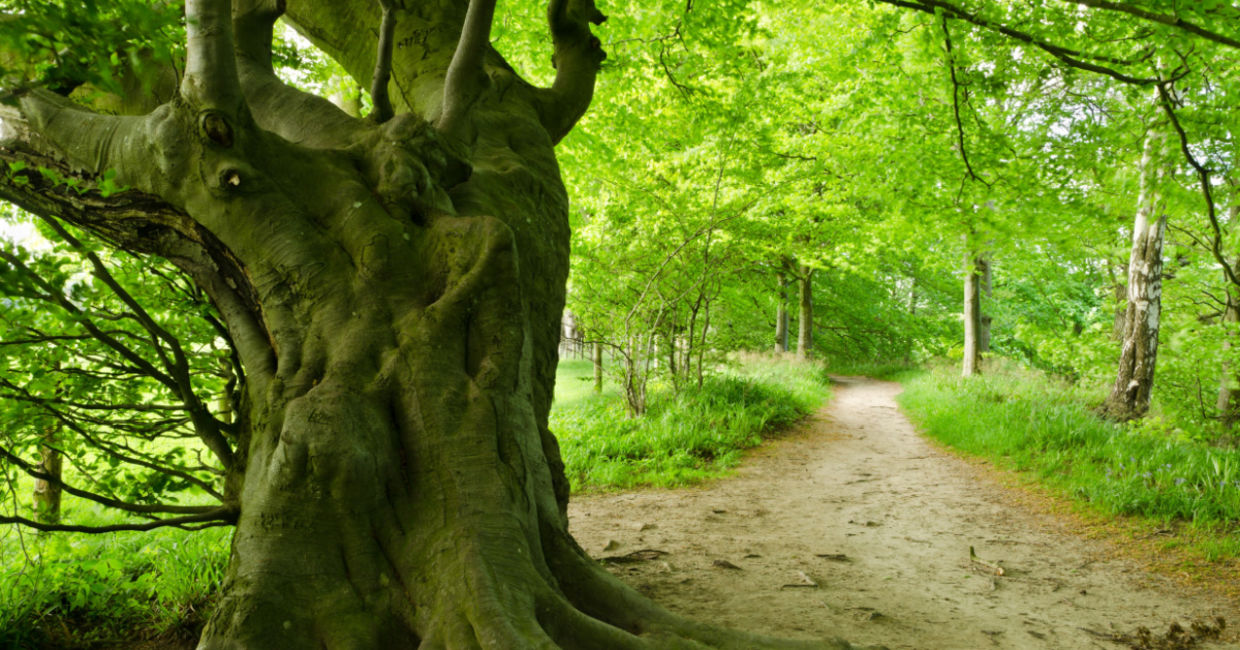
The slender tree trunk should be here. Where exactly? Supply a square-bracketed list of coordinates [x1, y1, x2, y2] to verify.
[962, 244, 983, 377]
[32, 424, 62, 524]
[904, 275, 918, 365]
[1216, 191, 1240, 427]
[797, 266, 815, 360]
[979, 255, 992, 354]
[592, 340, 603, 393]
[1103, 127, 1169, 421]
[775, 270, 789, 353]
[1218, 284, 1240, 427]
[696, 298, 710, 388]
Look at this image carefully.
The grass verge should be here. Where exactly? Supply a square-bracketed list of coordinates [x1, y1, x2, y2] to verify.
[552, 354, 829, 490]
[0, 506, 229, 649]
[897, 363, 1240, 560]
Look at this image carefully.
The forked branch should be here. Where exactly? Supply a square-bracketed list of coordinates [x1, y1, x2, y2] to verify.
[0, 511, 236, 533]
[1155, 82, 1238, 290]
[940, 16, 987, 186]
[1061, 0, 1240, 51]
[232, 0, 370, 149]
[875, 0, 1161, 85]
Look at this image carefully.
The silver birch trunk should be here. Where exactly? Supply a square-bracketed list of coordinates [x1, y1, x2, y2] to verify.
[1103, 127, 1169, 420]
[962, 247, 983, 377]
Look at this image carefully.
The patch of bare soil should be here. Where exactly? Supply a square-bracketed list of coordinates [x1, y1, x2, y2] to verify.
[567, 378, 1240, 649]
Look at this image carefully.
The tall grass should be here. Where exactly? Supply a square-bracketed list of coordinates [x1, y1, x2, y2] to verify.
[552, 354, 829, 489]
[898, 364, 1240, 558]
[0, 505, 230, 649]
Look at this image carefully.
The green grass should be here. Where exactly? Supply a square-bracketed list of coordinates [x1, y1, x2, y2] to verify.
[898, 364, 1240, 558]
[551, 354, 830, 490]
[825, 359, 920, 381]
[0, 505, 230, 649]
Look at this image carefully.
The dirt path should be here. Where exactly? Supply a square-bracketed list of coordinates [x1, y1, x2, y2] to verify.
[567, 378, 1239, 649]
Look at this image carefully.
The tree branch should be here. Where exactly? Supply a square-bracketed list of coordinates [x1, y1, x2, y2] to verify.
[0, 248, 180, 391]
[538, 0, 608, 144]
[940, 16, 988, 187]
[0, 509, 236, 533]
[232, 0, 371, 149]
[39, 216, 235, 469]
[875, 0, 1161, 85]
[1062, 0, 1240, 51]
[1155, 81, 1237, 289]
[0, 443, 223, 515]
[437, 0, 498, 136]
[183, 0, 244, 112]
[370, 0, 397, 124]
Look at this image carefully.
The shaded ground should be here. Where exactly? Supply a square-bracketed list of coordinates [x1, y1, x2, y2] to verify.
[568, 377, 1240, 649]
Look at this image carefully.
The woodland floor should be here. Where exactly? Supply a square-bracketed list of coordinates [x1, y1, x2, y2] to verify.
[568, 377, 1240, 650]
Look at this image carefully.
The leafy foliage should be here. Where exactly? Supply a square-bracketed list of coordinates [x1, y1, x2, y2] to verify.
[552, 355, 828, 489]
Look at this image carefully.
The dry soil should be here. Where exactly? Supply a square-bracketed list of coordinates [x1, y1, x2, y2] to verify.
[567, 377, 1240, 650]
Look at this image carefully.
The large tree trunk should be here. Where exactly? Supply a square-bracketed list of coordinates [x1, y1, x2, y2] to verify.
[797, 266, 815, 360]
[0, 1, 861, 648]
[1103, 127, 1168, 421]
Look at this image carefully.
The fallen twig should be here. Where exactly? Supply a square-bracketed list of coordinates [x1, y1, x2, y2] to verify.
[969, 546, 1005, 576]
[601, 549, 668, 564]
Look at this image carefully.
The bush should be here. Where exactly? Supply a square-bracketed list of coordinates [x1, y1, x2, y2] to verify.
[0, 514, 229, 648]
[552, 355, 829, 490]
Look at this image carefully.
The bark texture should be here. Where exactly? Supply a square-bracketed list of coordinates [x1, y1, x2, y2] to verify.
[978, 255, 992, 354]
[592, 340, 604, 393]
[1103, 127, 1168, 421]
[32, 426, 63, 524]
[961, 249, 983, 378]
[797, 266, 814, 360]
[1218, 287, 1240, 427]
[775, 270, 789, 353]
[0, 1, 866, 648]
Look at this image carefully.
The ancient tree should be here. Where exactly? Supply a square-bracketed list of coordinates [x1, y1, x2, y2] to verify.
[0, 0, 860, 647]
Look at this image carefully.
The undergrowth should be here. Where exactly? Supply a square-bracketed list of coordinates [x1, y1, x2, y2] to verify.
[0, 506, 230, 649]
[552, 354, 829, 490]
[898, 363, 1240, 559]
[0, 354, 824, 645]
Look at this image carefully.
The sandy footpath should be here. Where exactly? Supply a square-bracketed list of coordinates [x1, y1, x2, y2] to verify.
[567, 377, 1239, 649]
